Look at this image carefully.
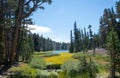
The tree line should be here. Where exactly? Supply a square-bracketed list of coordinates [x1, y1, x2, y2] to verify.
[69, 22, 99, 54]
[0, 0, 52, 72]
[69, 1, 120, 77]
[33, 33, 69, 52]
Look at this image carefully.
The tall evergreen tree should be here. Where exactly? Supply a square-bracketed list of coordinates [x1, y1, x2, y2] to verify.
[83, 27, 89, 53]
[99, 16, 107, 48]
[106, 28, 120, 77]
[115, 1, 120, 39]
[74, 22, 80, 52]
[98, 1, 120, 76]
[33, 33, 41, 52]
[69, 30, 74, 52]
[88, 25, 93, 49]
[92, 33, 97, 55]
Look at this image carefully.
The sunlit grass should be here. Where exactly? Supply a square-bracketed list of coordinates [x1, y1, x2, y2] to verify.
[9, 62, 37, 78]
[44, 52, 109, 66]
[9, 62, 32, 71]
[44, 52, 76, 64]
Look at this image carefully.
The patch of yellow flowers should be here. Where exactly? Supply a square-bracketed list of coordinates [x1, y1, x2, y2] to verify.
[44, 52, 76, 64]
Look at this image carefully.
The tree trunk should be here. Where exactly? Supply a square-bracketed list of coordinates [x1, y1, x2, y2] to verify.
[10, 0, 24, 65]
[110, 34, 116, 78]
[110, 58, 115, 78]
[0, 0, 6, 65]
[110, 48, 115, 78]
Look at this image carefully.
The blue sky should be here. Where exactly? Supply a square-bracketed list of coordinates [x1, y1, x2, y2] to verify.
[29, 0, 118, 42]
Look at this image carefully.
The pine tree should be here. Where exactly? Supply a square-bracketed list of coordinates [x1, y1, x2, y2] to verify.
[99, 5, 118, 48]
[78, 29, 81, 51]
[74, 22, 80, 52]
[98, 1, 120, 75]
[33, 33, 41, 52]
[92, 33, 97, 55]
[69, 30, 74, 52]
[115, 1, 120, 39]
[83, 27, 89, 53]
[99, 16, 107, 48]
[88, 25, 93, 49]
[106, 28, 120, 78]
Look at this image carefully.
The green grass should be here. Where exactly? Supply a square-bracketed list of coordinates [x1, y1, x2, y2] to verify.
[9, 63, 38, 78]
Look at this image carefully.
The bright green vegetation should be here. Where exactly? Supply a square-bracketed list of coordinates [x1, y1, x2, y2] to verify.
[8, 52, 109, 78]
[9, 63, 37, 78]
[9, 63, 58, 78]
[29, 56, 46, 69]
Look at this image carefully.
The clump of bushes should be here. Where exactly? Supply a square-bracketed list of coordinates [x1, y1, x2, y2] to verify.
[9, 63, 38, 78]
[36, 70, 58, 78]
[72, 52, 91, 59]
[61, 60, 79, 76]
[61, 57, 99, 78]
[9, 68, 59, 78]
[9, 63, 59, 78]
[29, 56, 46, 69]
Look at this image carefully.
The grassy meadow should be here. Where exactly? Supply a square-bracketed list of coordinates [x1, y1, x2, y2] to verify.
[8, 51, 110, 78]
[44, 52, 76, 64]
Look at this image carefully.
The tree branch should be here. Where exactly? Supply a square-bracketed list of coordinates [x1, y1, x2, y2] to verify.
[22, 1, 44, 18]
[24, 0, 32, 5]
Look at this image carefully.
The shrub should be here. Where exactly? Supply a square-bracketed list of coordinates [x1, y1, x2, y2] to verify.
[36, 70, 58, 78]
[87, 58, 99, 78]
[50, 71, 58, 78]
[61, 57, 99, 78]
[58, 72, 70, 78]
[9, 63, 37, 78]
[61, 60, 80, 76]
[29, 56, 46, 69]
[72, 52, 91, 59]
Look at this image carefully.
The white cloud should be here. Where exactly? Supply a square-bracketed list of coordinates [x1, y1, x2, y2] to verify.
[27, 24, 69, 43]
[27, 24, 52, 34]
[52, 37, 70, 43]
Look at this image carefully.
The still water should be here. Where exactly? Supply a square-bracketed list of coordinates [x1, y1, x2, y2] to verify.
[52, 50, 68, 54]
